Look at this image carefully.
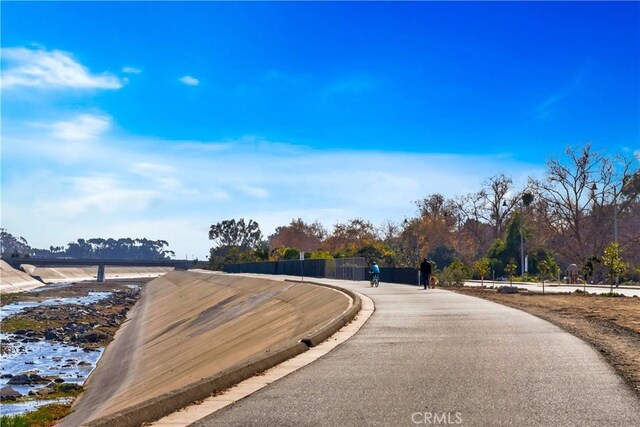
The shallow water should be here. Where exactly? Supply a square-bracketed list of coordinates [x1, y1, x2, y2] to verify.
[1, 287, 114, 415]
[0, 397, 73, 417]
[0, 336, 103, 416]
[0, 291, 112, 321]
[0, 333, 104, 389]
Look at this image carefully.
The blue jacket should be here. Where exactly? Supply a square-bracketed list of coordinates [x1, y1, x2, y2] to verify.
[371, 264, 380, 274]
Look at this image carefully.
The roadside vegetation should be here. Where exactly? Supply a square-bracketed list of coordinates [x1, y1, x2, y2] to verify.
[0, 403, 71, 427]
[206, 143, 639, 287]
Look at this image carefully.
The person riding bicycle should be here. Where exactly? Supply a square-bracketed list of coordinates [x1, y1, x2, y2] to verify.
[370, 261, 380, 285]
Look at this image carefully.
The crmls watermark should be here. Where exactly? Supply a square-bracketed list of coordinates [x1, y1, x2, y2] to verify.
[411, 411, 463, 425]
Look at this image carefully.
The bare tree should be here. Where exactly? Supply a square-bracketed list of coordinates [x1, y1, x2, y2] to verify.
[589, 153, 640, 262]
[378, 219, 401, 244]
[533, 144, 636, 264]
[474, 174, 523, 239]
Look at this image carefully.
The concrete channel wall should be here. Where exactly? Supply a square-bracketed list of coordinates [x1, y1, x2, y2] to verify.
[0, 260, 44, 293]
[20, 265, 174, 284]
[62, 271, 361, 427]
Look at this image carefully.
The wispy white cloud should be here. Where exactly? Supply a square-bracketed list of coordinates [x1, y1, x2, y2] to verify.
[3, 116, 540, 258]
[179, 75, 200, 86]
[48, 176, 160, 215]
[534, 66, 589, 120]
[1, 47, 124, 90]
[47, 114, 112, 141]
[122, 66, 142, 74]
[236, 184, 269, 199]
[129, 162, 189, 192]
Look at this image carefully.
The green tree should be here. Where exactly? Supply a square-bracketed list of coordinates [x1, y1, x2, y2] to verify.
[525, 247, 558, 276]
[602, 242, 628, 292]
[357, 242, 397, 266]
[282, 247, 300, 260]
[538, 260, 551, 294]
[208, 218, 264, 270]
[441, 259, 471, 286]
[505, 260, 518, 286]
[473, 257, 491, 286]
[486, 238, 507, 276]
[0, 228, 31, 257]
[428, 245, 456, 272]
[209, 218, 263, 249]
[310, 250, 333, 259]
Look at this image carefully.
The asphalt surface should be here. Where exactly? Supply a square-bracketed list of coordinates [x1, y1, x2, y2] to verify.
[192, 278, 640, 427]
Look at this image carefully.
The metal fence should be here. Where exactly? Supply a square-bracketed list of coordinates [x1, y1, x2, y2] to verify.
[223, 257, 424, 285]
[223, 257, 367, 281]
[365, 267, 420, 285]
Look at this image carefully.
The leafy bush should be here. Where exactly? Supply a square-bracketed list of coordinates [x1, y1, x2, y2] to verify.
[309, 250, 333, 259]
[440, 259, 471, 286]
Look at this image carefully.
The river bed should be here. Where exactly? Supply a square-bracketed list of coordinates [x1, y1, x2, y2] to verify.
[1, 283, 138, 416]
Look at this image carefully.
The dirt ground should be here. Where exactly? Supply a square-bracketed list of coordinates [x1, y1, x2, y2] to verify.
[451, 287, 640, 396]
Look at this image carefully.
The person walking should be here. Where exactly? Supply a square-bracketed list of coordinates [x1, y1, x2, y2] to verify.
[420, 257, 432, 290]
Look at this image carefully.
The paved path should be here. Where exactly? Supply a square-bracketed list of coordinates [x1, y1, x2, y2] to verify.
[193, 278, 640, 427]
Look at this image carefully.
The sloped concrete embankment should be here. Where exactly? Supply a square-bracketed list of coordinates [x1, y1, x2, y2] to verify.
[60, 271, 360, 427]
[0, 260, 44, 293]
[21, 265, 173, 284]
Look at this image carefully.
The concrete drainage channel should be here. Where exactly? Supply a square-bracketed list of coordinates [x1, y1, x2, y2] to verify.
[82, 280, 368, 427]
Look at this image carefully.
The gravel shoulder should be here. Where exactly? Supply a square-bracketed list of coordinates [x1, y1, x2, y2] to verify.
[451, 286, 640, 396]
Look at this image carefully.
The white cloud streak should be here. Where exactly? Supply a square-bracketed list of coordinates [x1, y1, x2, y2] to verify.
[3, 120, 542, 258]
[534, 66, 589, 120]
[179, 75, 200, 86]
[122, 66, 142, 74]
[49, 114, 112, 141]
[1, 47, 124, 90]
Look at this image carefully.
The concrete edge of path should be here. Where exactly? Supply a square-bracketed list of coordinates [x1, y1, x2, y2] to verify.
[82, 280, 365, 427]
[288, 279, 362, 347]
[150, 285, 375, 427]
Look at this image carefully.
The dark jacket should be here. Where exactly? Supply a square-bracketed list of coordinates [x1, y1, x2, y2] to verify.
[420, 260, 432, 275]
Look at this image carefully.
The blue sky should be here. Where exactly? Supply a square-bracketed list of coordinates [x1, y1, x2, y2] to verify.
[2, 1, 639, 258]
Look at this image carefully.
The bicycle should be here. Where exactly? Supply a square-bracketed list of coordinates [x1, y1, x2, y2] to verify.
[370, 273, 379, 287]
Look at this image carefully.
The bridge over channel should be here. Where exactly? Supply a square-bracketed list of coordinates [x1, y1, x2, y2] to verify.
[2, 257, 191, 282]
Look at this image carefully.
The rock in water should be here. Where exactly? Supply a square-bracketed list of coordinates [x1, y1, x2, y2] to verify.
[0, 386, 22, 401]
[7, 373, 31, 385]
[36, 387, 55, 396]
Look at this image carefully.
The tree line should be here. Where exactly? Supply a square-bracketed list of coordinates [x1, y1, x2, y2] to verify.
[0, 231, 175, 260]
[208, 144, 639, 285]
